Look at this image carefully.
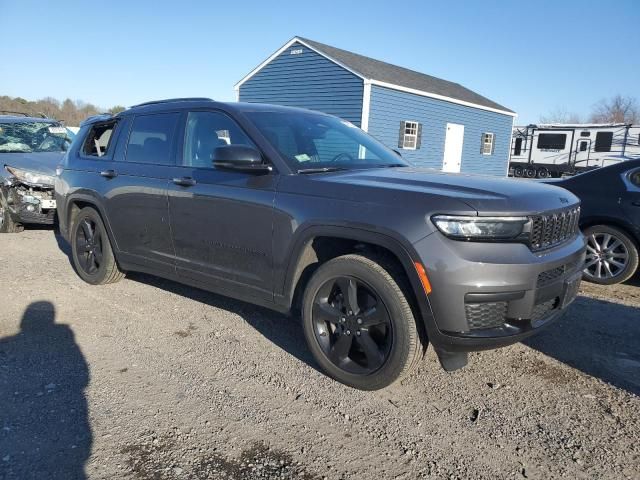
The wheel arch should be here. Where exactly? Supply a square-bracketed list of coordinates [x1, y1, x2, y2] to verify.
[64, 193, 120, 252]
[281, 225, 433, 339]
[580, 217, 640, 249]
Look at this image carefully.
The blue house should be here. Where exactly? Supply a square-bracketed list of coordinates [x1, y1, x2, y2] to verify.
[235, 37, 516, 176]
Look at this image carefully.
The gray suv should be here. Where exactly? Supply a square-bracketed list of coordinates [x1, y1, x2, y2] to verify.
[55, 98, 586, 390]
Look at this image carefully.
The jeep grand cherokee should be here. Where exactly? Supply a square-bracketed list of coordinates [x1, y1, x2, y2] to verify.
[55, 98, 586, 390]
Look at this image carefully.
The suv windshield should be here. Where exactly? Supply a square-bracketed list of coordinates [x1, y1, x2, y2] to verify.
[244, 110, 409, 172]
[0, 121, 71, 153]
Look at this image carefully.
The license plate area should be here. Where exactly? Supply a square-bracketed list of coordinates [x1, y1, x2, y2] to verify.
[40, 199, 56, 209]
[561, 274, 581, 309]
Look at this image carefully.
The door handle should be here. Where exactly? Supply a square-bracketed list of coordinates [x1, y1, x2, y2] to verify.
[100, 170, 117, 178]
[172, 177, 196, 187]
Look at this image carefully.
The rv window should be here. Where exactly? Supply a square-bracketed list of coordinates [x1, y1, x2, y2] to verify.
[481, 133, 495, 155]
[580, 131, 590, 137]
[537, 133, 566, 150]
[594, 131, 613, 152]
[514, 137, 523, 156]
[579, 141, 588, 152]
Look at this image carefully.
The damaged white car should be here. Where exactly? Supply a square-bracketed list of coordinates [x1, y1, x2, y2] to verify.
[0, 113, 71, 233]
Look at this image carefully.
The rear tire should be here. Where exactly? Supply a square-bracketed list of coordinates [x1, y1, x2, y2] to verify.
[583, 225, 639, 285]
[537, 167, 550, 178]
[70, 207, 124, 285]
[513, 166, 523, 177]
[525, 167, 537, 178]
[302, 254, 423, 390]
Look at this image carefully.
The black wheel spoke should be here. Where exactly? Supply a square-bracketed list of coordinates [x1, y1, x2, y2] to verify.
[336, 277, 359, 314]
[329, 334, 353, 363]
[81, 219, 94, 242]
[313, 300, 342, 324]
[356, 331, 385, 370]
[360, 306, 388, 327]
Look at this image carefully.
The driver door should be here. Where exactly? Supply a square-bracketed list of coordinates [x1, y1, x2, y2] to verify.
[167, 110, 277, 302]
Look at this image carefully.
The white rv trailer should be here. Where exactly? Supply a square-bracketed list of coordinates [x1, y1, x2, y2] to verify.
[509, 123, 640, 178]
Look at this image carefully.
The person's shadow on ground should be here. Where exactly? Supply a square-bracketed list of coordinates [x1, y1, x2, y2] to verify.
[0, 301, 91, 480]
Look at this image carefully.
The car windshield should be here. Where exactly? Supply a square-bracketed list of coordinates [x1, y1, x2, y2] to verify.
[0, 121, 71, 153]
[244, 110, 409, 172]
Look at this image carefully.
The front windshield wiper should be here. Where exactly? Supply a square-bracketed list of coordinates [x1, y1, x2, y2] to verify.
[297, 166, 350, 174]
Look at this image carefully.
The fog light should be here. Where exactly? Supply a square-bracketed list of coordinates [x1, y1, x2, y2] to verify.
[26, 204, 35, 212]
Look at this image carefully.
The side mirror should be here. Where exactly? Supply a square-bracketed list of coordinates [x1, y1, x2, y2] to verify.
[213, 145, 272, 173]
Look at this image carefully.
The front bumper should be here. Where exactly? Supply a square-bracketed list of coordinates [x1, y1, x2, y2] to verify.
[414, 232, 586, 353]
[1, 184, 56, 225]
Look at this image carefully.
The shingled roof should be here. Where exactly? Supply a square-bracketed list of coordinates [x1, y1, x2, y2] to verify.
[236, 37, 515, 115]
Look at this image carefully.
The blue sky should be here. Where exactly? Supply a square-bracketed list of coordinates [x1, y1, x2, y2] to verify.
[1, 0, 638, 124]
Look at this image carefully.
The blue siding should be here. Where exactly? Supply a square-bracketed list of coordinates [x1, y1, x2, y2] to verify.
[367, 86, 513, 176]
[239, 42, 364, 126]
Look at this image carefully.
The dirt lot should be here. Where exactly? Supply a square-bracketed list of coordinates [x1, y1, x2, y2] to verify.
[1, 228, 639, 480]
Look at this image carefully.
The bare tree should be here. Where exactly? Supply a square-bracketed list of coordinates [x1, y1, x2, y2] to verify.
[0, 95, 122, 125]
[589, 95, 639, 124]
[539, 107, 582, 124]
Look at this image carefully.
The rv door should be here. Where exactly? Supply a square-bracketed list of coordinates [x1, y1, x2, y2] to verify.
[574, 138, 591, 169]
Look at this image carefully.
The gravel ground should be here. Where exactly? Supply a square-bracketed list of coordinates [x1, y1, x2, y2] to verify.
[0, 228, 639, 480]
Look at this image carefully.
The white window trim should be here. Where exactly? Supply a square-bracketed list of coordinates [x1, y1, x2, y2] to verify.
[482, 132, 495, 155]
[401, 121, 419, 150]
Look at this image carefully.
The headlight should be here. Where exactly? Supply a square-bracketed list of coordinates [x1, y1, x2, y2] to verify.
[431, 215, 530, 240]
[5, 166, 55, 187]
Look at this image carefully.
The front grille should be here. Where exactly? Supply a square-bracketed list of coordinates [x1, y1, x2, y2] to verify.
[465, 302, 507, 330]
[537, 259, 584, 288]
[530, 206, 580, 251]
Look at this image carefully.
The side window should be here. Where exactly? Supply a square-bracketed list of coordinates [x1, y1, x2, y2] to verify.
[82, 122, 115, 157]
[398, 121, 422, 150]
[481, 132, 495, 155]
[183, 111, 255, 168]
[537, 133, 566, 150]
[125, 113, 180, 164]
[594, 131, 613, 152]
[630, 169, 640, 187]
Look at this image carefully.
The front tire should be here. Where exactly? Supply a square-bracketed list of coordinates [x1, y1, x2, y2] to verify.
[583, 225, 639, 285]
[70, 207, 124, 285]
[302, 254, 423, 390]
[0, 196, 23, 233]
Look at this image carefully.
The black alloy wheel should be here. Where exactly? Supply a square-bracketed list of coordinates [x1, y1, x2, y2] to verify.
[302, 254, 423, 390]
[75, 217, 104, 275]
[70, 207, 124, 285]
[312, 276, 392, 375]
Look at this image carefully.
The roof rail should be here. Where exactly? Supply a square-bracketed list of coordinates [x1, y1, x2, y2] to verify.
[130, 97, 214, 108]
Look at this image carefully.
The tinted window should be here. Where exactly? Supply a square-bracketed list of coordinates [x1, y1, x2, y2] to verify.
[125, 113, 179, 164]
[183, 111, 255, 168]
[537, 133, 566, 150]
[82, 122, 115, 157]
[594, 131, 613, 152]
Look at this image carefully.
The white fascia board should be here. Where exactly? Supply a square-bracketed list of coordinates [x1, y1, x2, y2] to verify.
[234, 37, 366, 90]
[369, 80, 517, 117]
[506, 115, 516, 177]
[360, 80, 372, 132]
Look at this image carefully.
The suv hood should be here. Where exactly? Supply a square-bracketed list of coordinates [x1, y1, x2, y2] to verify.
[315, 167, 579, 215]
[0, 151, 63, 177]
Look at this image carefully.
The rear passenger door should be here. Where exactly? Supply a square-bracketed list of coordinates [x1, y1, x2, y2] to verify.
[104, 112, 180, 275]
[167, 110, 277, 302]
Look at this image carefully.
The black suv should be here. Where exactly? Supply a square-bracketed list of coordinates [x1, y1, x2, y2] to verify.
[56, 98, 586, 390]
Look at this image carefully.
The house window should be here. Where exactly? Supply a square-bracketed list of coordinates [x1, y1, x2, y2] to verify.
[594, 131, 613, 152]
[537, 133, 566, 150]
[481, 133, 495, 155]
[398, 121, 421, 150]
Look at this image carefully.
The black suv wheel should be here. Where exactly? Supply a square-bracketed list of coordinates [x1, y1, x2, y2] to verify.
[583, 225, 639, 285]
[302, 254, 423, 390]
[71, 207, 124, 285]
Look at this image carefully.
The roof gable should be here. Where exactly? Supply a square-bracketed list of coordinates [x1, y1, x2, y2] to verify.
[235, 36, 515, 116]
